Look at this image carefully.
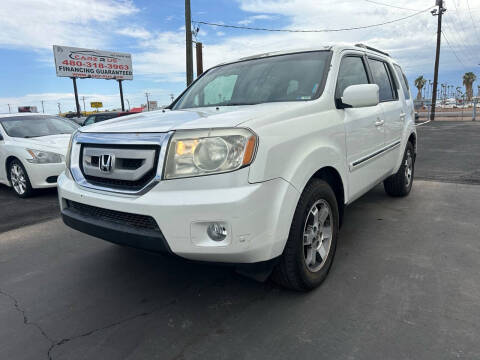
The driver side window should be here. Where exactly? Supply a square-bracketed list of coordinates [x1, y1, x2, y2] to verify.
[336, 56, 369, 99]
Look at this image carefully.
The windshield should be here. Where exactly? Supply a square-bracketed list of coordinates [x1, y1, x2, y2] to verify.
[174, 51, 331, 110]
[0, 115, 79, 138]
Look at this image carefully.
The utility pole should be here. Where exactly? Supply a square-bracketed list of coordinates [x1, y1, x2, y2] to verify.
[82, 96, 86, 115]
[7, 104, 11, 113]
[41, 100, 45, 113]
[145, 92, 150, 111]
[185, 0, 194, 86]
[430, 0, 446, 121]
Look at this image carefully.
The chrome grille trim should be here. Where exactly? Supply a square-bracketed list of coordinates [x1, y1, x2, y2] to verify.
[70, 132, 173, 195]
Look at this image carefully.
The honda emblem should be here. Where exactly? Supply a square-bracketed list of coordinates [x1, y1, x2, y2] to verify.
[100, 154, 113, 172]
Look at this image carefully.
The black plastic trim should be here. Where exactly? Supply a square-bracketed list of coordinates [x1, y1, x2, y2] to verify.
[62, 207, 172, 254]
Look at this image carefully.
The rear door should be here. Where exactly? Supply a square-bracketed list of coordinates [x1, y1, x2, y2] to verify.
[336, 53, 386, 200]
[367, 57, 404, 171]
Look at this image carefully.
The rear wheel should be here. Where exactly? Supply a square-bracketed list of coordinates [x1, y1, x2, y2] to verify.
[272, 179, 339, 291]
[9, 159, 34, 198]
[383, 142, 415, 197]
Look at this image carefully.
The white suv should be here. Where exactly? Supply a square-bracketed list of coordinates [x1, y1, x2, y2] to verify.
[58, 44, 416, 290]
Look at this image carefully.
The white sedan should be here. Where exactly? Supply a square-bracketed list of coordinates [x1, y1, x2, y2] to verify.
[0, 113, 79, 197]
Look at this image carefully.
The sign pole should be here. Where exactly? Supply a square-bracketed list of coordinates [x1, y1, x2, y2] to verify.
[118, 79, 125, 112]
[71, 77, 81, 117]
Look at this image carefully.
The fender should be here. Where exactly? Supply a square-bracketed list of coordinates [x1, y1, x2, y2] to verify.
[248, 110, 349, 204]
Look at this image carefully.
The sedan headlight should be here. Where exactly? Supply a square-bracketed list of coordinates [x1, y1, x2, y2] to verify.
[26, 149, 64, 164]
[164, 128, 257, 179]
[65, 131, 77, 170]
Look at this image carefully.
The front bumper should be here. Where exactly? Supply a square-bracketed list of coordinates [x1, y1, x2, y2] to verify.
[25, 161, 66, 188]
[58, 168, 300, 263]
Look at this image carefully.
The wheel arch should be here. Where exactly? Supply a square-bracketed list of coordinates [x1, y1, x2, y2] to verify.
[5, 155, 19, 183]
[307, 166, 345, 227]
[408, 131, 417, 157]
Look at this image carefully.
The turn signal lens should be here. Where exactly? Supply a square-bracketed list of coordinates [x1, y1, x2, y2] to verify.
[242, 135, 257, 165]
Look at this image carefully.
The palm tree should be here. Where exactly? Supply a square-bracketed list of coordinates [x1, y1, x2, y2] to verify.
[463, 72, 476, 101]
[414, 76, 427, 100]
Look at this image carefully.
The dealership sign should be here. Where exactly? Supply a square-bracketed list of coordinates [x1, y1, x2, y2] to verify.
[53, 45, 133, 80]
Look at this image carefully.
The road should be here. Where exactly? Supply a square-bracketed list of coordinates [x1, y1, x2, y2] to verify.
[1, 121, 479, 360]
[0, 186, 58, 233]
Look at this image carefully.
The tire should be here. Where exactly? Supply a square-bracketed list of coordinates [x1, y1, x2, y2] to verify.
[383, 142, 415, 197]
[9, 159, 34, 198]
[272, 179, 339, 291]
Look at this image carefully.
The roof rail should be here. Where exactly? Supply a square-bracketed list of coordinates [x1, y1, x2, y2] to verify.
[355, 43, 390, 57]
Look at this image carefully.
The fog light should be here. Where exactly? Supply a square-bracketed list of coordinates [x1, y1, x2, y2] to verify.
[207, 223, 227, 241]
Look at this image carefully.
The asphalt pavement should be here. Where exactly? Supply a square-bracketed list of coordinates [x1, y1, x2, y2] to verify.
[0, 186, 58, 233]
[1, 121, 479, 360]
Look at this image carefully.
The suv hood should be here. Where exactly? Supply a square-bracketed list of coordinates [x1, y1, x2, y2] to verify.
[80, 103, 303, 133]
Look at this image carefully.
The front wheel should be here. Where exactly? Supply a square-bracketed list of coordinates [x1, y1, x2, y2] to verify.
[9, 159, 34, 198]
[383, 142, 415, 197]
[272, 179, 339, 291]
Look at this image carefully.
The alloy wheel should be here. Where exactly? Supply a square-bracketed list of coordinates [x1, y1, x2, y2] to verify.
[303, 199, 333, 273]
[10, 164, 27, 195]
[405, 150, 413, 188]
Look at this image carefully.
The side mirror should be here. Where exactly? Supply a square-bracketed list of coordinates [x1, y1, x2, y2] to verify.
[0, 134, 4, 141]
[340, 84, 379, 108]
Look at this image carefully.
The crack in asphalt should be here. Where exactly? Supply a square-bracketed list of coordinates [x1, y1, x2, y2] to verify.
[1, 273, 269, 360]
[1, 283, 192, 360]
[0, 288, 55, 358]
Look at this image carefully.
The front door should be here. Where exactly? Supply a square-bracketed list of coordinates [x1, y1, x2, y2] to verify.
[336, 54, 386, 201]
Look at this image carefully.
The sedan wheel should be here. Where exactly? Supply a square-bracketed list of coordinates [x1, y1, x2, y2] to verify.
[9, 160, 33, 198]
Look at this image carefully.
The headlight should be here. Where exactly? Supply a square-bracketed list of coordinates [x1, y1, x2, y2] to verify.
[164, 128, 257, 179]
[26, 149, 64, 164]
[65, 131, 77, 170]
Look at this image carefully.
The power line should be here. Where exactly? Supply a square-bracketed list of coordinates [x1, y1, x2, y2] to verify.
[443, 16, 477, 65]
[363, 0, 419, 12]
[441, 30, 468, 68]
[193, 7, 433, 33]
[466, 0, 480, 42]
[450, 0, 477, 63]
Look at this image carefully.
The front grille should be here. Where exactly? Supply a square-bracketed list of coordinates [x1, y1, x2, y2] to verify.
[80, 144, 160, 191]
[85, 169, 156, 190]
[66, 200, 159, 231]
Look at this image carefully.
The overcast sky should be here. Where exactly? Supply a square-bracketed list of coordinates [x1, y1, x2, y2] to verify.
[1, 0, 479, 114]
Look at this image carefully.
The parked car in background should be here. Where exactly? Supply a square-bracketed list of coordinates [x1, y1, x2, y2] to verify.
[0, 114, 79, 197]
[83, 111, 137, 126]
[59, 44, 416, 290]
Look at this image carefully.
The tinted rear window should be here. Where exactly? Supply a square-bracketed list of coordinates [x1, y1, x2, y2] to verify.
[368, 59, 395, 102]
[394, 64, 411, 100]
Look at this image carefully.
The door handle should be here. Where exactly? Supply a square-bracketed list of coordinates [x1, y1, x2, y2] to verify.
[400, 112, 406, 119]
[375, 119, 384, 127]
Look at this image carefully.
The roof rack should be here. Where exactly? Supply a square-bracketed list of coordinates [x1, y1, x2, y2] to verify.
[355, 43, 390, 57]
